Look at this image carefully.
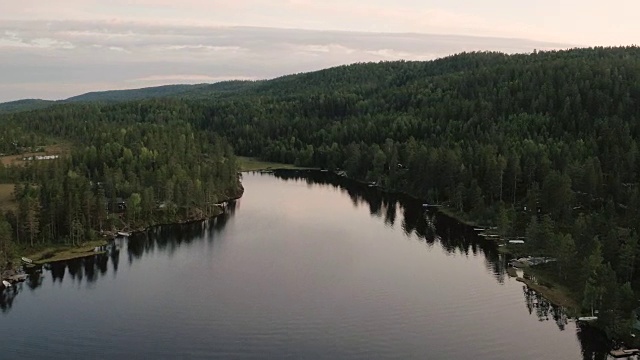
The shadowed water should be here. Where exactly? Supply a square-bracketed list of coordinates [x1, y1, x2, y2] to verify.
[0, 171, 610, 359]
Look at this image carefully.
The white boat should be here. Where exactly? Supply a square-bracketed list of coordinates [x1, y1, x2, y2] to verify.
[2, 280, 11, 288]
[117, 231, 131, 237]
[509, 240, 525, 244]
[21, 257, 33, 264]
[577, 316, 598, 322]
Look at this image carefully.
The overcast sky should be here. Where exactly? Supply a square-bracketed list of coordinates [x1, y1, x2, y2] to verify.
[1, 1, 637, 102]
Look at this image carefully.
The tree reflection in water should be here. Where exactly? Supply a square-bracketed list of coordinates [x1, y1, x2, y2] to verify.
[522, 285, 569, 329]
[0, 171, 613, 358]
[0, 201, 237, 313]
[273, 170, 612, 359]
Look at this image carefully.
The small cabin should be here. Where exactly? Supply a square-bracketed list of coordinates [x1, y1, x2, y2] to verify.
[107, 198, 127, 212]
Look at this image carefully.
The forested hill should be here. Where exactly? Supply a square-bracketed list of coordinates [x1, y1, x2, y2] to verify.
[0, 99, 57, 113]
[64, 84, 208, 102]
[2, 46, 640, 338]
[0, 81, 258, 113]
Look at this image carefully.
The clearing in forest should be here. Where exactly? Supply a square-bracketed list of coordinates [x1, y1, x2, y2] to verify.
[0, 143, 70, 166]
[0, 183, 16, 212]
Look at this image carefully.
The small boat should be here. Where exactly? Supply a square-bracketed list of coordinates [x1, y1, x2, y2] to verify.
[2, 280, 11, 288]
[508, 240, 525, 244]
[577, 316, 598, 322]
[117, 231, 131, 237]
[610, 348, 639, 357]
[21, 257, 33, 264]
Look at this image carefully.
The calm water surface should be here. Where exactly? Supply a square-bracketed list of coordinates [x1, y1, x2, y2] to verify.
[1, 171, 610, 359]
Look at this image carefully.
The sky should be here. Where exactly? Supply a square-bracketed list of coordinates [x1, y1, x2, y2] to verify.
[0, 0, 638, 102]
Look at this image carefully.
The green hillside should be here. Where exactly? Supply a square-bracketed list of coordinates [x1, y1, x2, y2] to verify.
[64, 84, 208, 102]
[2, 46, 640, 340]
[0, 81, 258, 113]
[0, 99, 56, 114]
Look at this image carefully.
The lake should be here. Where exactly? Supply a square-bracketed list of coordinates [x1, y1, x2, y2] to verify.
[0, 171, 610, 359]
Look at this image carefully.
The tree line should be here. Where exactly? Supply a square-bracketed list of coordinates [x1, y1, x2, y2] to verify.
[0, 105, 242, 268]
[191, 46, 640, 339]
[2, 46, 640, 338]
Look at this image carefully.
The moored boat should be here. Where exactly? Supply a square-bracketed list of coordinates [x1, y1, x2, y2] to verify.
[117, 231, 131, 237]
[610, 348, 639, 357]
[577, 316, 598, 322]
[2, 280, 11, 288]
[21, 257, 33, 264]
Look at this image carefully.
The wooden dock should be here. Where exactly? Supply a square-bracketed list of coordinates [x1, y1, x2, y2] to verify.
[610, 348, 639, 357]
[5, 274, 28, 283]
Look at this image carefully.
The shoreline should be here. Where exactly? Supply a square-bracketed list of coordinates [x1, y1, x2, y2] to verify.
[515, 276, 579, 313]
[9, 165, 595, 341]
[266, 166, 587, 314]
[237, 156, 316, 172]
[15, 190, 243, 268]
[24, 240, 110, 265]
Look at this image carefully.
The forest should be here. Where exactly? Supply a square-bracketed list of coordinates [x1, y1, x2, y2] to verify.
[1, 46, 640, 339]
[0, 105, 242, 270]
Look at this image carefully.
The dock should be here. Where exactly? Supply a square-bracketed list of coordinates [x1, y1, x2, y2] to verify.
[478, 233, 500, 239]
[577, 316, 598, 322]
[5, 274, 28, 283]
[610, 348, 639, 357]
[422, 203, 442, 208]
[1, 269, 28, 287]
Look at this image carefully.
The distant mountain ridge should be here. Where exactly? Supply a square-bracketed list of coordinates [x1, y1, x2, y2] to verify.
[64, 84, 209, 102]
[0, 81, 259, 113]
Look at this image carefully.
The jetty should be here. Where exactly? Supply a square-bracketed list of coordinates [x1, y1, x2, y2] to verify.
[422, 203, 443, 208]
[610, 348, 639, 357]
[1, 269, 28, 287]
[5, 274, 28, 283]
[577, 316, 598, 322]
[509, 256, 557, 268]
[478, 233, 500, 239]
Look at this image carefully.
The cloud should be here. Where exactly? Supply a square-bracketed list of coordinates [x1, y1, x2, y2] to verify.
[2, 0, 639, 45]
[0, 20, 572, 102]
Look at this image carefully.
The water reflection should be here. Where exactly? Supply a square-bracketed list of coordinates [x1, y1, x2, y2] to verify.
[271, 170, 612, 359]
[576, 323, 611, 360]
[272, 170, 499, 263]
[0, 202, 237, 313]
[0, 283, 17, 313]
[0, 171, 611, 358]
[523, 285, 569, 329]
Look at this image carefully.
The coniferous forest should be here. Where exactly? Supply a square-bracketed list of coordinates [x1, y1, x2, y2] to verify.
[0, 107, 242, 264]
[2, 46, 640, 338]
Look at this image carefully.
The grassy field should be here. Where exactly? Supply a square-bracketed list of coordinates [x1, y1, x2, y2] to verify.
[0, 183, 16, 212]
[0, 143, 70, 166]
[516, 276, 579, 313]
[22, 240, 109, 264]
[516, 266, 580, 314]
[237, 156, 316, 172]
